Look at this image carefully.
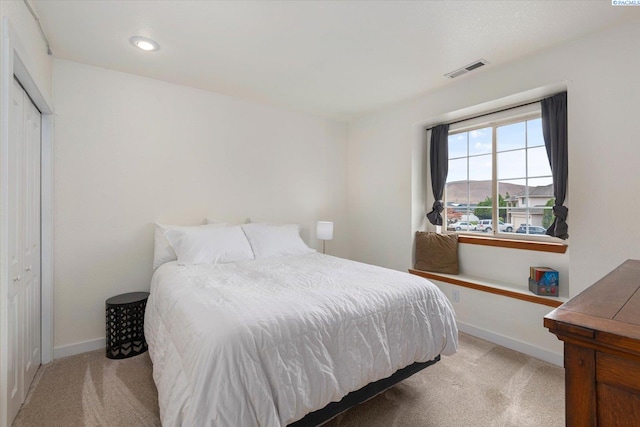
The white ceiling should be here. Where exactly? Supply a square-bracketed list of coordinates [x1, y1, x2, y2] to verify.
[32, 0, 638, 120]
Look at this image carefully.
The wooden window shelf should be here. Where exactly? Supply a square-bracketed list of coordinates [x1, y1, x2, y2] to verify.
[409, 268, 565, 308]
[456, 235, 567, 254]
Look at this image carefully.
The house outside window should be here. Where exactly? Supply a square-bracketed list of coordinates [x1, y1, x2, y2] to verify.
[444, 104, 554, 238]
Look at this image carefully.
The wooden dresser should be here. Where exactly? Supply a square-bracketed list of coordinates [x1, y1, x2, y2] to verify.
[544, 259, 640, 426]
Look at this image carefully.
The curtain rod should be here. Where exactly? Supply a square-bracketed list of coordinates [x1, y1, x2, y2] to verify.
[425, 99, 543, 133]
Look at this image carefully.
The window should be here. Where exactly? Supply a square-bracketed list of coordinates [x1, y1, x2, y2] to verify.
[445, 105, 554, 238]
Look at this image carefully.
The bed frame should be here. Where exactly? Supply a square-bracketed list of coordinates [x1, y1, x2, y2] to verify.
[288, 356, 441, 427]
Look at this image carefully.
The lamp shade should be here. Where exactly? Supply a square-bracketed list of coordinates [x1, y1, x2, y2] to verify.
[316, 221, 334, 241]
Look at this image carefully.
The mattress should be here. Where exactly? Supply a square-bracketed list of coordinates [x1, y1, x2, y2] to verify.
[144, 253, 458, 426]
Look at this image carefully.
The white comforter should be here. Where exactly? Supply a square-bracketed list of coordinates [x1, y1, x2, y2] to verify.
[145, 253, 457, 427]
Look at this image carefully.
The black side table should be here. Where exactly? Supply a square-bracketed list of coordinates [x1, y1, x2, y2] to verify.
[105, 291, 150, 359]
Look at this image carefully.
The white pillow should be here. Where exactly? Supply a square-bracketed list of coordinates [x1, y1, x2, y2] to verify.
[164, 225, 255, 265]
[153, 222, 227, 270]
[241, 223, 315, 259]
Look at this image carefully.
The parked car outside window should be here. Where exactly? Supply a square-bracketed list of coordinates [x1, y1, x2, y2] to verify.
[476, 219, 514, 232]
[516, 225, 547, 235]
[447, 221, 477, 231]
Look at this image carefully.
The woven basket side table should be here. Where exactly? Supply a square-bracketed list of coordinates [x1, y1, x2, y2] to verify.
[105, 291, 149, 359]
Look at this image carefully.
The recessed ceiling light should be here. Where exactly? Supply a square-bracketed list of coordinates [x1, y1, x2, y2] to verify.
[129, 36, 160, 52]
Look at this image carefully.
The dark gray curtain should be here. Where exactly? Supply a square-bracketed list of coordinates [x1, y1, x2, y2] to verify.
[541, 92, 568, 239]
[426, 124, 450, 225]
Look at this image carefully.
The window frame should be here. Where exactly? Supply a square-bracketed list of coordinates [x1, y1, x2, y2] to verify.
[444, 108, 561, 243]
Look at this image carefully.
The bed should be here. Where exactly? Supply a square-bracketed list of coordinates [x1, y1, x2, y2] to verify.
[144, 223, 458, 426]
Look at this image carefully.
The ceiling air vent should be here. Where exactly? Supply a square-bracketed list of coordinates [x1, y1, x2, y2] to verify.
[445, 59, 490, 79]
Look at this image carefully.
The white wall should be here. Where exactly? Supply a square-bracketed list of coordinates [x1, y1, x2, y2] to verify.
[52, 59, 348, 353]
[0, 0, 52, 104]
[348, 20, 640, 364]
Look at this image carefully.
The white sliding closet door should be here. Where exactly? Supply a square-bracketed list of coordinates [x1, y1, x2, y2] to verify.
[6, 77, 42, 424]
[22, 78, 41, 392]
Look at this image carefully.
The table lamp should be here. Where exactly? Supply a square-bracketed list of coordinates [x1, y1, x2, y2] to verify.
[316, 221, 334, 254]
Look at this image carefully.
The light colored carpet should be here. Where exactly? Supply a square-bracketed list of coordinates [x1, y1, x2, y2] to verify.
[13, 333, 564, 426]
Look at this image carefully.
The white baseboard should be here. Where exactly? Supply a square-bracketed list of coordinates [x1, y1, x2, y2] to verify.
[51, 325, 563, 367]
[53, 337, 105, 360]
[457, 321, 563, 367]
